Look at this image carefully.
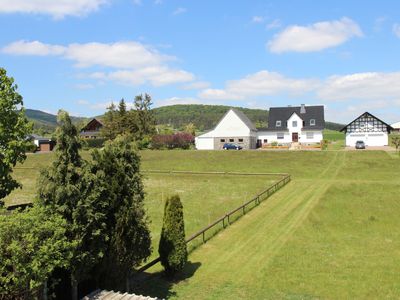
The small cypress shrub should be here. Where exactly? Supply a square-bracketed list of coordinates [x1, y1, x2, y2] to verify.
[158, 195, 187, 276]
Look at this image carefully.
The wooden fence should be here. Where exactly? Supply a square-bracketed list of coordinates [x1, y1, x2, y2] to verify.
[137, 173, 291, 273]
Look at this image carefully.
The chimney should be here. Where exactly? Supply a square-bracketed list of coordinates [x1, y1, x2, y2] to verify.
[300, 104, 306, 114]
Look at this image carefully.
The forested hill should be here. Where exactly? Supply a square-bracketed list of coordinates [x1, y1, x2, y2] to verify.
[26, 105, 345, 133]
[26, 109, 87, 134]
[153, 104, 269, 130]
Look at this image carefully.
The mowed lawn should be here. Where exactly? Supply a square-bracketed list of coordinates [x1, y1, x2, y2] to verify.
[5, 149, 400, 298]
[135, 150, 400, 299]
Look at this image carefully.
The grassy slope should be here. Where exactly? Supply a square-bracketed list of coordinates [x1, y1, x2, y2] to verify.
[5, 150, 400, 298]
[135, 151, 400, 299]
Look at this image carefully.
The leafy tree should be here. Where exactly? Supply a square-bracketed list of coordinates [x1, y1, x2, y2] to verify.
[89, 135, 151, 291]
[38, 111, 108, 300]
[134, 93, 156, 139]
[158, 195, 187, 276]
[0, 206, 73, 299]
[0, 68, 32, 205]
[392, 135, 400, 151]
[101, 102, 118, 140]
[184, 123, 196, 136]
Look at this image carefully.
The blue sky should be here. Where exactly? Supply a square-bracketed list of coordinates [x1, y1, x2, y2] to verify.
[1, 0, 400, 123]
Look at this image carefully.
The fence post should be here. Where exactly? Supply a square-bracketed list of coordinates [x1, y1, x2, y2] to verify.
[222, 217, 225, 228]
[202, 231, 205, 243]
[243, 205, 245, 215]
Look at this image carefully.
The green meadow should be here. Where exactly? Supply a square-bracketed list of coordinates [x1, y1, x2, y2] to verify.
[4, 146, 400, 299]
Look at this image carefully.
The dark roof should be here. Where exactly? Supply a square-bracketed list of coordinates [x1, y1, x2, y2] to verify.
[81, 118, 104, 131]
[267, 105, 325, 130]
[230, 108, 256, 131]
[340, 112, 394, 132]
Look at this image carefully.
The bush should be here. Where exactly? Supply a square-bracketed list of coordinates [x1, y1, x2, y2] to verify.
[271, 141, 278, 146]
[158, 195, 187, 276]
[151, 132, 194, 150]
[83, 138, 106, 149]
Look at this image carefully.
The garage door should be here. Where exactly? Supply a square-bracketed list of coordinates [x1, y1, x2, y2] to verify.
[195, 137, 214, 150]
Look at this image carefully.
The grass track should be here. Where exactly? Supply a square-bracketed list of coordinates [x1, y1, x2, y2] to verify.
[135, 151, 400, 299]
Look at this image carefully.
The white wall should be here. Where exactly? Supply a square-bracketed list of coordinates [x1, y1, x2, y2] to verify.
[345, 132, 388, 146]
[257, 131, 291, 144]
[299, 131, 323, 144]
[287, 113, 303, 134]
[195, 137, 214, 150]
[212, 110, 252, 137]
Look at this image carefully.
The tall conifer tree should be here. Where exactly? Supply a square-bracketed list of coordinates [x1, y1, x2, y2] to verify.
[158, 195, 187, 276]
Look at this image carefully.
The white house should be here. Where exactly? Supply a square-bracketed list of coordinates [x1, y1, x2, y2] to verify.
[195, 109, 257, 150]
[195, 105, 325, 150]
[391, 121, 400, 132]
[257, 105, 324, 146]
[341, 112, 394, 147]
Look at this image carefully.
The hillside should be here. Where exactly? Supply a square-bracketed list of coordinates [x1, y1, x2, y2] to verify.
[26, 105, 345, 133]
[153, 104, 269, 130]
[26, 109, 87, 134]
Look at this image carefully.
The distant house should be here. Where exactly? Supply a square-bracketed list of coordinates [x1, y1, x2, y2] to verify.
[341, 112, 394, 147]
[28, 134, 55, 152]
[391, 121, 400, 132]
[195, 108, 257, 150]
[257, 104, 325, 146]
[80, 118, 103, 139]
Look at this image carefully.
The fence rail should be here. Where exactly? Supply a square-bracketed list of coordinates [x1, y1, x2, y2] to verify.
[137, 173, 291, 273]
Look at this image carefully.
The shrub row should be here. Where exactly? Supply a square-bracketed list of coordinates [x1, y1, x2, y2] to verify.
[151, 132, 194, 149]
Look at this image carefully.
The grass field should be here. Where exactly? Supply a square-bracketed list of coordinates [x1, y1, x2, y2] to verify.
[4, 149, 400, 299]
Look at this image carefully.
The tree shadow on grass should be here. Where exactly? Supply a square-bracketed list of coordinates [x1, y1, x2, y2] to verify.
[132, 261, 201, 299]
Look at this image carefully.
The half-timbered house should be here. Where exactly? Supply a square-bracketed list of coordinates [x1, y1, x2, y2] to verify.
[340, 112, 394, 147]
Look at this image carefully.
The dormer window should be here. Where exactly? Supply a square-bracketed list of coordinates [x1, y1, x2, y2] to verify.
[276, 120, 281, 127]
[310, 119, 316, 126]
[292, 121, 297, 127]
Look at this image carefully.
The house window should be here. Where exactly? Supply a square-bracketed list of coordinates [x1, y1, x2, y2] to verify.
[263, 139, 268, 143]
[229, 138, 234, 142]
[292, 121, 298, 127]
[220, 139, 225, 142]
[310, 119, 316, 126]
[306, 132, 314, 139]
[276, 120, 281, 127]
[277, 133, 284, 139]
[238, 138, 243, 142]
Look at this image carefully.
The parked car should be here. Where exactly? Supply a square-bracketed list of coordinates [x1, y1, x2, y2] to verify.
[223, 143, 242, 150]
[355, 140, 366, 149]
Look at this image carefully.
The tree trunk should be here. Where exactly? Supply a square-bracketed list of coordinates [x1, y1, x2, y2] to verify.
[43, 280, 48, 300]
[71, 275, 78, 300]
[125, 274, 130, 293]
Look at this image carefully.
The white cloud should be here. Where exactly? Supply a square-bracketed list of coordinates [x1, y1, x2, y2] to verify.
[252, 16, 264, 23]
[268, 17, 363, 53]
[393, 23, 400, 38]
[2, 40, 195, 87]
[106, 67, 194, 86]
[181, 81, 210, 90]
[0, 0, 108, 19]
[318, 72, 400, 101]
[199, 70, 319, 100]
[173, 7, 186, 15]
[156, 97, 204, 107]
[2, 40, 65, 56]
[76, 99, 90, 105]
[75, 83, 95, 90]
[266, 19, 281, 30]
[132, 0, 142, 5]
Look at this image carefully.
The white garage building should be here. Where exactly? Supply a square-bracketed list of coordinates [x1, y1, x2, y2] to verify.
[195, 108, 257, 150]
[341, 112, 394, 147]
